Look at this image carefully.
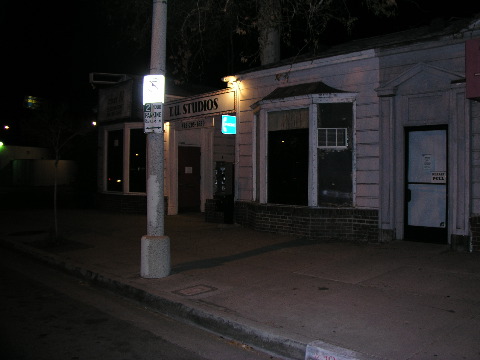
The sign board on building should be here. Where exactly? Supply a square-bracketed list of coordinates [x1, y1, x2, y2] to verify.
[221, 115, 237, 134]
[98, 80, 133, 122]
[165, 89, 236, 121]
[143, 103, 163, 133]
[174, 118, 214, 130]
[466, 38, 480, 100]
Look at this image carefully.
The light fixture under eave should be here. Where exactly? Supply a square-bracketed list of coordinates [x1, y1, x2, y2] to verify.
[221, 75, 238, 88]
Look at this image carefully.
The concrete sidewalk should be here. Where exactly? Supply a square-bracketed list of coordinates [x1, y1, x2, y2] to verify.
[1, 208, 480, 360]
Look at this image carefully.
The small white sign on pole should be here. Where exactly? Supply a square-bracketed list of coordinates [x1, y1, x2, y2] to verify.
[143, 75, 165, 104]
[144, 103, 163, 133]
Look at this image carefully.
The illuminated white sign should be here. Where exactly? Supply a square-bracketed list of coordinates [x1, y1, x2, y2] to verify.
[143, 75, 165, 105]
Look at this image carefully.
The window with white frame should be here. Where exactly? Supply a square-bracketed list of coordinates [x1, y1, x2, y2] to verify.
[128, 128, 146, 193]
[268, 108, 309, 205]
[317, 103, 353, 206]
[105, 124, 146, 193]
[106, 129, 124, 192]
[253, 85, 355, 208]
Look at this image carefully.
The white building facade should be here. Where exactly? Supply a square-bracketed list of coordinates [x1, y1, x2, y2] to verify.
[226, 16, 480, 250]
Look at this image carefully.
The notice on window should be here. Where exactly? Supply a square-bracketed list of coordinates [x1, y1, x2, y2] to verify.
[423, 154, 433, 170]
[432, 171, 446, 183]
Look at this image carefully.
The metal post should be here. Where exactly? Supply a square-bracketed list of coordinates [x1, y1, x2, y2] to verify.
[141, 0, 170, 278]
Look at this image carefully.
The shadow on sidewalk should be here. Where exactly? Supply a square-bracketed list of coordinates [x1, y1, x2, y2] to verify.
[172, 237, 311, 273]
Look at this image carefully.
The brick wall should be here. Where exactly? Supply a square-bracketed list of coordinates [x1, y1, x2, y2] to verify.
[470, 216, 480, 252]
[235, 201, 379, 243]
[205, 198, 226, 223]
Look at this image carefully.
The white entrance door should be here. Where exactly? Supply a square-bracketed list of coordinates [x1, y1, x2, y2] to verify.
[405, 127, 447, 243]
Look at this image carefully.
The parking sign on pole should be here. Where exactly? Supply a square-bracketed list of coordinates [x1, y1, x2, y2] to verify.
[144, 103, 163, 133]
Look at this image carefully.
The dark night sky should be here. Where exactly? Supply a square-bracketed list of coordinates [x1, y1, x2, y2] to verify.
[2, 0, 480, 127]
[2, 3, 79, 115]
[2, 1, 142, 113]
[1, 0, 153, 120]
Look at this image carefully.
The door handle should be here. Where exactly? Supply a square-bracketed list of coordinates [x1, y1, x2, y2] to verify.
[406, 188, 412, 202]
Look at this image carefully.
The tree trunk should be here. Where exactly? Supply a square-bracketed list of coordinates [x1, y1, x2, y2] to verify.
[258, 0, 281, 65]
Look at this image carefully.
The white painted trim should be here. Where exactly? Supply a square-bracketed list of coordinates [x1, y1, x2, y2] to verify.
[201, 126, 215, 211]
[101, 123, 124, 193]
[124, 123, 145, 195]
[165, 119, 215, 214]
[166, 123, 178, 215]
[259, 109, 267, 203]
[352, 100, 357, 207]
[252, 112, 258, 201]
[309, 103, 318, 207]
[449, 84, 470, 237]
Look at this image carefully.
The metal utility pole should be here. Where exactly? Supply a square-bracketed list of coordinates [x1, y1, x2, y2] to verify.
[141, 0, 170, 278]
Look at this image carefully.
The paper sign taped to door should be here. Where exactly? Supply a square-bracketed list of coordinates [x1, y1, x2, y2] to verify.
[423, 154, 433, 170]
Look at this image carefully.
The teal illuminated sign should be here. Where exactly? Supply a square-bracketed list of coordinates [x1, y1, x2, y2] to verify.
[221, 115, 236, 134]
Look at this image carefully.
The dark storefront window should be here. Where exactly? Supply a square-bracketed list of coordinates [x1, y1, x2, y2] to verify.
[267, 108, 309, 205]
[106, 129, 124, 191]
[317, 103, 353, 206]
[129, 128, 146, 192]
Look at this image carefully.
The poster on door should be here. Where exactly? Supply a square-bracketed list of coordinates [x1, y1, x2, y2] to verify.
[423, 154, 432, 170]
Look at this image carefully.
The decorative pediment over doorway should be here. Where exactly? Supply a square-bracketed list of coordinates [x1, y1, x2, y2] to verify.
[376, 63, 465, 97]
[251, 81, 354, 109]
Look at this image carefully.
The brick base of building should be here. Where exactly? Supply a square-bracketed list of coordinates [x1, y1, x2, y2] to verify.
[469, 216, 480, 252]
[205, 199, 225, 223]
[234, 201, 379, 243]
[205, 197, 235, 224]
